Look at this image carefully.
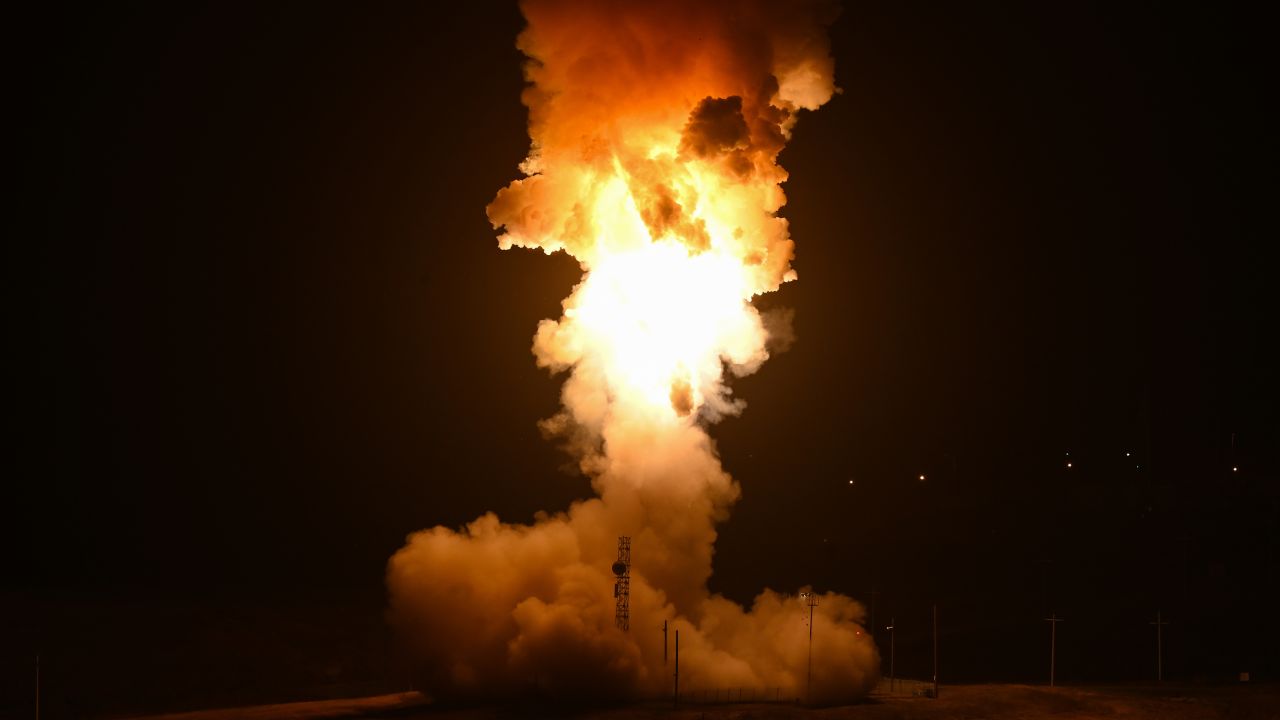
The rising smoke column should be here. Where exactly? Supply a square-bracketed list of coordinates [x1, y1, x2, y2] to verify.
[387, 0, 878, 703]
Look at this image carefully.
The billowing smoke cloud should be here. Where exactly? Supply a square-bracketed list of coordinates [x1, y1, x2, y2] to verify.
[387, 0, 878, 704]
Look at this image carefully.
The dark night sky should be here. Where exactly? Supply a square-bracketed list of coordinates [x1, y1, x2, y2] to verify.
[11, 0, 1277, 702]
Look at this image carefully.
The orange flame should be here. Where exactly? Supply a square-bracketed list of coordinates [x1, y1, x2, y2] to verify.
[388, 0, 879, 703]
[489, 0, 838, 425]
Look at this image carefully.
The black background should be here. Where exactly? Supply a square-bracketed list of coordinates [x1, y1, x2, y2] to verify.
[9, 1, 1276, 715]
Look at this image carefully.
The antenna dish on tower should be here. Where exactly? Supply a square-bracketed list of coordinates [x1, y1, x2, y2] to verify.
[613, 536, 631, 630]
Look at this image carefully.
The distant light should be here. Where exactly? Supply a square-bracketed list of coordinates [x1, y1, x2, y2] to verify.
[1066, 462, 1073, 468]
[1126, 452, 1132, 457]
[848, 479, 854, 485]
[1233, 466, 1239, 472]
[918, 474, 926, 481]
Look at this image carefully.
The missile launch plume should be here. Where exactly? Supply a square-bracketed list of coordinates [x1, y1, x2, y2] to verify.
[387, 0, 878, 703]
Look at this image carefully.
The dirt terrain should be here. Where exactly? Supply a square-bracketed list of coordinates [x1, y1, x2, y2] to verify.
[118, 684, 1277, 720]
[389, 684, 1278, 720]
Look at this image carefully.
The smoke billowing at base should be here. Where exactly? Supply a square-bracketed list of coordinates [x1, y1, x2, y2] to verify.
[387, 0, 878, 704]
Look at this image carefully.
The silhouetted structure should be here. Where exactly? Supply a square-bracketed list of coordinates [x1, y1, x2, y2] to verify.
[613, 536, 631, 630]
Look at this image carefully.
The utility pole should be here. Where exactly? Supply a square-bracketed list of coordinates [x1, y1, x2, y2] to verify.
[932, 604, 939, 699]
[803, 592, 819, 704]
[662, 620, 668, 666]
[35, 655, 40, 720]
[673, 630, 680, 707]
[1044, 614, 1064, 687]
[886, 618, 896, 692]
[1150, 610, 1169, 682]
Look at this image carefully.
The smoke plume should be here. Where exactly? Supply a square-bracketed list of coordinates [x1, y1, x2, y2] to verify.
[387, 0, 878, 704]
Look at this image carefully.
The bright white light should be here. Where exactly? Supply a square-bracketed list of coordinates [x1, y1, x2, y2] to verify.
[1066, 462, 1073, 468]
[918, 474, 926, 481]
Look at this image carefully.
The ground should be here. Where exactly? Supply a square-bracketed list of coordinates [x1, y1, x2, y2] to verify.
[125, 684, 1278, 720]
